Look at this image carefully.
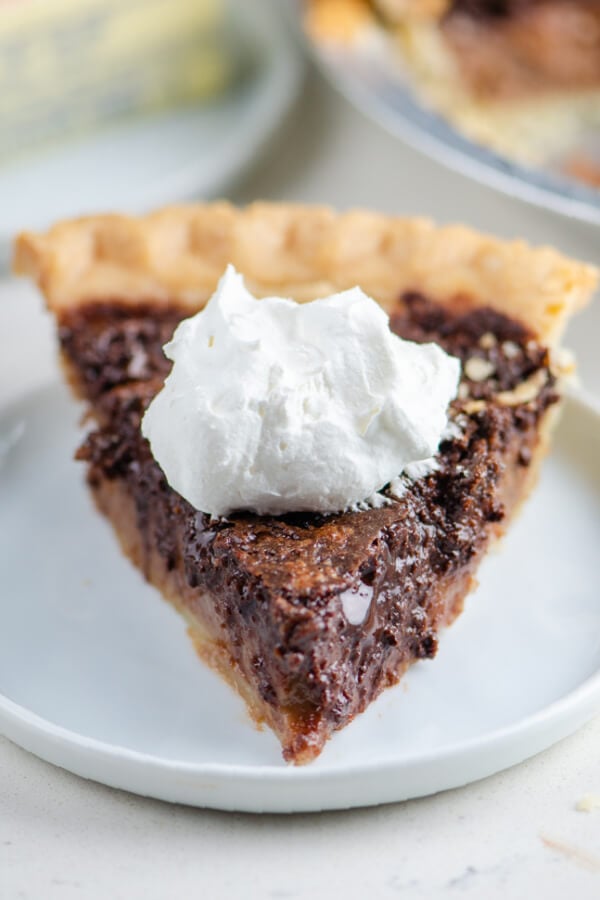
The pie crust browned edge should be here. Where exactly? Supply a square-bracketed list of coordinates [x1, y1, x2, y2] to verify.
[12, 202, 598, 760]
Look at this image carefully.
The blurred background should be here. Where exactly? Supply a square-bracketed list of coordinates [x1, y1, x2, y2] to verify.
[1, 0, 599, 403]
[1, 4, 599, 887]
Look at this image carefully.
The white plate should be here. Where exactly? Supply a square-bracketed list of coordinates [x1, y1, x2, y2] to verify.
[0, 380, 599, 813]
[293, 1, 600, 226]
[0, 0, 302, 258]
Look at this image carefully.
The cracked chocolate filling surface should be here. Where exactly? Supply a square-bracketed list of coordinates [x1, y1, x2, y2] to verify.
[59, 293, 558, 761]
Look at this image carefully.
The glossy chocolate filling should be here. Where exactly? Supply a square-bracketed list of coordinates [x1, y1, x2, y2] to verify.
[59, 294, 557, 761]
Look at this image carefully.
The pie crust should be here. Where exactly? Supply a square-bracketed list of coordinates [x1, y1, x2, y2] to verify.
[14, 202, 597, 345]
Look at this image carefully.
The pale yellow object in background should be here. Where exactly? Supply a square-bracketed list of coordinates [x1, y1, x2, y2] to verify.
[0, 0, 233, 161]
[373, 0, 450, 23]
[575, 794, 600, 813]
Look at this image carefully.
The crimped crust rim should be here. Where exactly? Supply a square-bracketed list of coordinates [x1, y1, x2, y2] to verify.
[13, 202, 598, 346]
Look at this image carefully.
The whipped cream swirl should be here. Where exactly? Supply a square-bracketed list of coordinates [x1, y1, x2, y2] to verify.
[142, 266, 460, 516]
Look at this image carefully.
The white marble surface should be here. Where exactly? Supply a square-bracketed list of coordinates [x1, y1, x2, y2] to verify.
[1, 60, 600, 900]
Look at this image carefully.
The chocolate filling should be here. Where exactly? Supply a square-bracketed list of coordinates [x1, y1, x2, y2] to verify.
[449, 1, 561, 18]
[59, 294, 557, 761]
[444, 0, 600, 99]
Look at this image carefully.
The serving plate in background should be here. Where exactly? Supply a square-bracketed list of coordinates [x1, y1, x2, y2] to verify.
[294, 1, 600, 227]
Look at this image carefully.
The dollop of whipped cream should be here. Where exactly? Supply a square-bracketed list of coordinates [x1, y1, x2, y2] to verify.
[142, 266, 461, 517]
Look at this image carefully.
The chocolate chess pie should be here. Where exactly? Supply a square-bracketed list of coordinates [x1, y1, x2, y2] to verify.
[14, 203, 596, 762]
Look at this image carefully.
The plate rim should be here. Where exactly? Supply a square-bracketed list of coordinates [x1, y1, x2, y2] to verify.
[1, 389, 599, 810]
[1, 648, 599, 781]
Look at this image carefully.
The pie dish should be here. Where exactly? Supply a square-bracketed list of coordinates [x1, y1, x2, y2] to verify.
[306, 0, 600, 166]
[14, 203, 597, 764]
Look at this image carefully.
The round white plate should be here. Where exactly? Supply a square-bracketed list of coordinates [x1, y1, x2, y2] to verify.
[0, 382, 599, 813]
[0, 0, 302, 258]
[293, 1, 600, 226]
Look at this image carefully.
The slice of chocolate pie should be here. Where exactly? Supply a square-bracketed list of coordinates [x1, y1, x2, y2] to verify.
[14, 204, 597, 763]
[307, 1, 600, 166]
